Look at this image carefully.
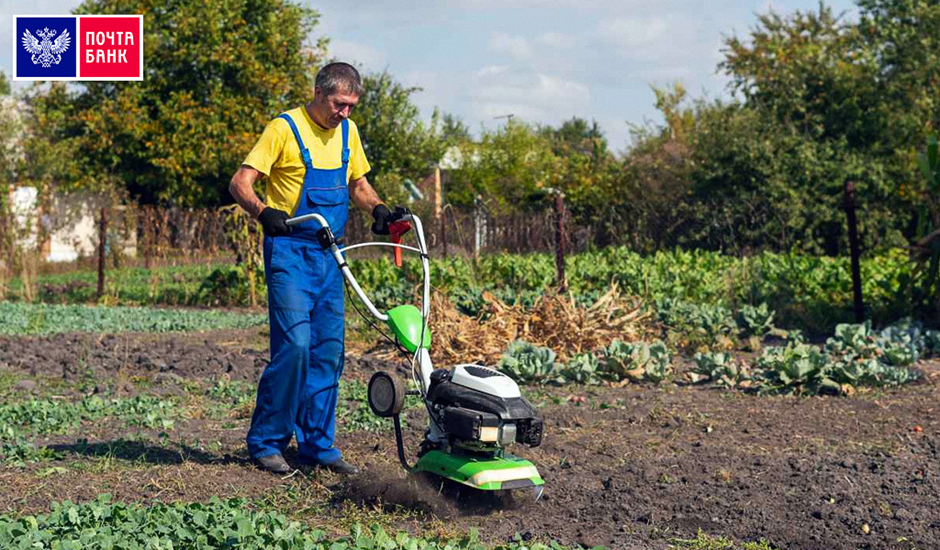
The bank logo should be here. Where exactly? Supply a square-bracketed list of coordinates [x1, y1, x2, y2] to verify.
[14, 15, 143, 81]
[21, 27, 72, 68]
[14, 16, 77, 79]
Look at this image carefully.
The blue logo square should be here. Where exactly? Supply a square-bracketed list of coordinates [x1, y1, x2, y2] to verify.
[15, 17, 77, 79]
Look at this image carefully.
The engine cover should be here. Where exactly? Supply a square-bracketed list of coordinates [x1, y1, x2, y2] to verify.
[427, 366, 543, 447]
[450, 365, 521, 398]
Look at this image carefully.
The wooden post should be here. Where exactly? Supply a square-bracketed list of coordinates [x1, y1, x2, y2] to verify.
[96, 206, 108, 300]
[844, 181, 864, 322]
[143, 207, 153, 269]
[554, 193, 567, 292]
[433, 166, 442, 219]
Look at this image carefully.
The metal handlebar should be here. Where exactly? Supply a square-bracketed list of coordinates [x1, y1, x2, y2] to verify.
[283, 212, 431, 324]
[285, 212, 328, 227]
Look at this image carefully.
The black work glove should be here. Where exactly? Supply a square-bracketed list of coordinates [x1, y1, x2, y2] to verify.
[258, 207, 291, 237]
[371, 204, 409, 235]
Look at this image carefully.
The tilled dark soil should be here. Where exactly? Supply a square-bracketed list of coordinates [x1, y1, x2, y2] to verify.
[1, 332, 939, 550]
[0, 330, 401, 388]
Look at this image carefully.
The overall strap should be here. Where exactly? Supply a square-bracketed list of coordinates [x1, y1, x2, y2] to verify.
[277, 113, 313, 169]
[341, 119, 350, 165]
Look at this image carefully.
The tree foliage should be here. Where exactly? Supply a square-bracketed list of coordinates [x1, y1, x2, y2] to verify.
[30, 0, 326, 206]
[353, 72, 448, 205]
[615, 1, 938, 255]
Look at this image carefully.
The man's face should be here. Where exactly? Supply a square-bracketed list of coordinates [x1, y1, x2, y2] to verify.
[313, 87, 359, 128]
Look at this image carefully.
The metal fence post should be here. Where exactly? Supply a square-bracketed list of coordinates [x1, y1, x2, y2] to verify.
[441, 206, 448, 259]
[554, 192, 567, 292]
[96, 206, 108, 300]
[844, 181, 864, 322]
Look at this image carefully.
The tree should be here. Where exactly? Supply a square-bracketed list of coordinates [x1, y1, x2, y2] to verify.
[353, 71, 447, 205]
[32, 0, 327, 206]
[716, 2, 917, 254]
[446, 120, 558, 211]
[439, 113, 472, 146]
[856, 0, 940, 140]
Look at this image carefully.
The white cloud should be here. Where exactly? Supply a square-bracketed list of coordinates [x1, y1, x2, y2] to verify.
[488, 32, 534, 61]
[532, 73, 590, 103]
[476, 65, 510, 77]
[535, 31, 578, 49]
[328, 39, 387, 71]
[473, 71, 590, 123]
[598, 16, 672, 50]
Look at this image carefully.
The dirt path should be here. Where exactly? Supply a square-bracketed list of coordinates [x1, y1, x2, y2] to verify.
[1, 332, 937, 550]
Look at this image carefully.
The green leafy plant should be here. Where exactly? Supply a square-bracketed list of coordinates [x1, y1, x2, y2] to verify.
[0, 303, 265, 335]
[693, 352, 750, 387]
[692, 304, 737, 342]
[195, 265, 266, 307]
[926, 330, 940, 354]
[826, 321, 880, 356]
[0, 394, 179, 465]
[602, 339, 673, 383]
[498, 340, 563, 385]
[877, 319, 927, 367]
[559, 353, 603, 386]
[0, 496, 571, 549]
[736, 303, 776, 338]
[449, 287, 487, 318]
[824, 320, 922, 382]
[757, 341, 836, 395]
[602, 339, 650, 381]
[644, 342, 674, 383]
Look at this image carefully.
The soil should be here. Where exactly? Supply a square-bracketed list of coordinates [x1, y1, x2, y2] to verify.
[2, 331, 939, 550]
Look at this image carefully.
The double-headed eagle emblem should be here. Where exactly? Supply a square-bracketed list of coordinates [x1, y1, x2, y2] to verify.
[22, 27, 72, 68]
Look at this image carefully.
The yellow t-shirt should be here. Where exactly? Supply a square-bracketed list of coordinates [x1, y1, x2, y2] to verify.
[242, 107, 371, 214]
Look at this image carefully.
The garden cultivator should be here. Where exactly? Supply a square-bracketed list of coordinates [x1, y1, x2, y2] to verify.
[286, 211, 545, 501]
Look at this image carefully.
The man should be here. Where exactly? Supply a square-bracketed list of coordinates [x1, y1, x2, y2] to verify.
[229, 62, 403, 475]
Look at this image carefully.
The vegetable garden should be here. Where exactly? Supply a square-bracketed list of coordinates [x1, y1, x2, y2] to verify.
[0, 244, 938, 550]
[0, 0, 937, 546]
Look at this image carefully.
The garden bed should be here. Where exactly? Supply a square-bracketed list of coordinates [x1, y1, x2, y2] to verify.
[0, 330, 938, 549]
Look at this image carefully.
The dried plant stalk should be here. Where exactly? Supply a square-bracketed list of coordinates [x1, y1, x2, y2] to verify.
[427, 285, 653, 366]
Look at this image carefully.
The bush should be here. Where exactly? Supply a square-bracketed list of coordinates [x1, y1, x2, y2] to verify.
[195, 265, 266, 307]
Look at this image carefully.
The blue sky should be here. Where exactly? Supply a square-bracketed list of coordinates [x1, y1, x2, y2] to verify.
[3, 0, 859, 153]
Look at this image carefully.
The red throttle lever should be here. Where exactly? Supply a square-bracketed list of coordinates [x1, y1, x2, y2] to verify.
[388, 220, 412, 268]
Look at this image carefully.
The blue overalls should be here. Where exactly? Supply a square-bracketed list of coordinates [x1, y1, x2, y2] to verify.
[246, 114, 350, 465]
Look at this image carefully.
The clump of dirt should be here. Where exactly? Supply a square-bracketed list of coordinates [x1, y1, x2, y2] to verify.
[331, 463, 456, 518]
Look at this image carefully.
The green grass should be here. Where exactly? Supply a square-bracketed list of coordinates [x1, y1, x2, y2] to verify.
[0, 302, 265, 335]
[671, 530, 776, 550]
[11, 262, 227, 306]
[0, 496, 572, 549]
[0, 394, 180, 466]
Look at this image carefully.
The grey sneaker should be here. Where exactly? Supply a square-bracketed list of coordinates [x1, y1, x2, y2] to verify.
[253, 453, 291, 474]
[322, 458, 360, 475]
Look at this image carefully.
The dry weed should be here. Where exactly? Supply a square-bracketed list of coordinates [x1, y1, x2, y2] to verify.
[428, 285, 653, 365]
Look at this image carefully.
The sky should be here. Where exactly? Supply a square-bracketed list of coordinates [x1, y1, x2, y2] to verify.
[2, 0, 860, 153]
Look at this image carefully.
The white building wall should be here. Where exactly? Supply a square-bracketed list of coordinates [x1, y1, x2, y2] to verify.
[10, 187, 136, 262]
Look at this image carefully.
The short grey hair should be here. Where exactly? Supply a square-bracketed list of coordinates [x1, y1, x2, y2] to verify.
[315, 62, 362, 97]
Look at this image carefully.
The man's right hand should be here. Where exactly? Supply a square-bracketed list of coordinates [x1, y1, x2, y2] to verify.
[258, 207, 291, 236]
[371, 204, 409, 235]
